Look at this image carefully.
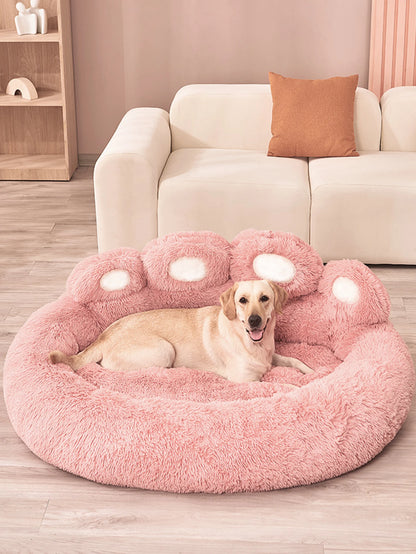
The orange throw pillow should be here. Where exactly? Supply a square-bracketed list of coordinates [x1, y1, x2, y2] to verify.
[268, 73, 359, 158]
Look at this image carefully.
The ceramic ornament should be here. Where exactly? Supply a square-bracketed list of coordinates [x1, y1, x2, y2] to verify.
[14, 1, 47, 35]
[6, 77, 38, 100]
[15, 2, 37, 35]
[28, 0, 47, 34]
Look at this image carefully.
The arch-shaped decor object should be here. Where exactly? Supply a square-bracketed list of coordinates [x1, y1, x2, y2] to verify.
[5, 77, 38, 100]
[3, 230, 415, 493]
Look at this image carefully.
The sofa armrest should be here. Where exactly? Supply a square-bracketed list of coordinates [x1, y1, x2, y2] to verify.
[94, 108, 171, 252]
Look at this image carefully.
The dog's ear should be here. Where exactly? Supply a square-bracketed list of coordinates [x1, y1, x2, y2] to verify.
[220, 283, 237, 320]
[269, 282, 288, 313]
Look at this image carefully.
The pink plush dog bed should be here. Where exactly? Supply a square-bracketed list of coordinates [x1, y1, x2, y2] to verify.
[3, 230, 415, 493]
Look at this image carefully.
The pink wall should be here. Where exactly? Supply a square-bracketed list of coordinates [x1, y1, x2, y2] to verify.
[70, 0, 372, 155]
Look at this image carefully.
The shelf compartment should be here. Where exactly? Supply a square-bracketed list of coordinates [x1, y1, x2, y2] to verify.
[0, 29, 60, 43]
[0, 42, 61, 93]
[0, 153, 68, 180]
[0, 89, 63, 106]
[0, 105, 64, 154]
[0, 0, 59, 38]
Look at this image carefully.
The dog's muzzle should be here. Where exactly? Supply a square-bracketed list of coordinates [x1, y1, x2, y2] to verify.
[246, 316, 268, 342]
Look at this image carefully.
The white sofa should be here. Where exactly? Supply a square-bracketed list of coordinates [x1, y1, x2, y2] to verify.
[94, 85, 416, 264]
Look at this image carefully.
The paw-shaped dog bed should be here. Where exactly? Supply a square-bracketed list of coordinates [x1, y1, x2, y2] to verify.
[3, 230, 414, 493]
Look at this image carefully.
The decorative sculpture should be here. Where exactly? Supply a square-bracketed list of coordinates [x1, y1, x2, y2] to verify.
[29, 0, 48, 34]
[15, 2, 37, 35]
[6, 77, 39, 101]
[14, 0, 47, 36]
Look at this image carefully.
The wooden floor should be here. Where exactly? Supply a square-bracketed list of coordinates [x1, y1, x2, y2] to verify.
[1, 167, 415, 553]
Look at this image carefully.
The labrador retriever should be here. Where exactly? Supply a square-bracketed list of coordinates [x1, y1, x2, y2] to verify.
[50, 280, 313, 383]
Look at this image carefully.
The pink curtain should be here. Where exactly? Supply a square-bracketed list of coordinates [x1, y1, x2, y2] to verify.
[369, 0, 416, 98]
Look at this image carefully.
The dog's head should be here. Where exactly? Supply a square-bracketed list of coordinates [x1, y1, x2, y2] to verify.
[220, 280, 288, 342]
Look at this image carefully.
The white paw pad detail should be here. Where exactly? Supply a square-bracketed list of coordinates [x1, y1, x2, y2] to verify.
[100, 269, 131, 291]
[169, 256, 207, 282]
[332, 277, 360, 304]
[253, 253, 296, 283]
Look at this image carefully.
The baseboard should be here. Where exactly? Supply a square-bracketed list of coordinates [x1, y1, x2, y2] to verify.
[78, 154, 99, 167]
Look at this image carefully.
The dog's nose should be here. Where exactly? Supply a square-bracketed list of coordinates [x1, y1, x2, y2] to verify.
[248, 314, 262, 328]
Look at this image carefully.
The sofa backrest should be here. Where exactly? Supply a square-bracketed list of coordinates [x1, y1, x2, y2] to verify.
[381, 86, 416, 151]
[170, 84, 381, 152]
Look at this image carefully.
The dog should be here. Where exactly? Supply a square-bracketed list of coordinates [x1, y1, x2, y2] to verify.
[50, 279, 313, 383]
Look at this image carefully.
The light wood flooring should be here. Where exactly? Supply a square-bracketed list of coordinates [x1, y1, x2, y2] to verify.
[1, 167, 415, 553]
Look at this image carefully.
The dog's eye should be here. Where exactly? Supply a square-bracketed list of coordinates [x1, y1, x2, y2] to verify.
[260, 295, 269, 302]
[239, 297, 248, 304]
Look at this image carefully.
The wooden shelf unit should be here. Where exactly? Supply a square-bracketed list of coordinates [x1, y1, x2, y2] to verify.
[0, 0, 77, 180]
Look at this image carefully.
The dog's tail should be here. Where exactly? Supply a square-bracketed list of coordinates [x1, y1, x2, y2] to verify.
[49, 342, 102, 372]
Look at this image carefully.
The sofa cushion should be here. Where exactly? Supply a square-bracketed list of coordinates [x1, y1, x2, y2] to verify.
[158, 148, 310, 242]
[309, 151, 416, 263]
[381, 86, 416, 151]
[169, 84, 381, 152]
[268, 73, 359, 158]
[170, 85, 273, 151]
